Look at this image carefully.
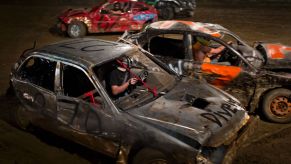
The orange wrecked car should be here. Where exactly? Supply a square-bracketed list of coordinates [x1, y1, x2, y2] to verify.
[123, 20, 291, 123]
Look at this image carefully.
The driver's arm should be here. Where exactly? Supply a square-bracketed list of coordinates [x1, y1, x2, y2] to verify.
[209, 45, 226, 55]
[112, 82, 129, 95]
[111, 78, 137, 95]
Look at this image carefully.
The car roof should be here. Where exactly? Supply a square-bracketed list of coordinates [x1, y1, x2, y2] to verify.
[32, 38, 133, 68]
[146, 20, 230, 38]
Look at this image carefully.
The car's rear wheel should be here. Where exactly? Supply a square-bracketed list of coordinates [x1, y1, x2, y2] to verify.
[10, 105, 30, 130]
[262, 88, 291, 123]
[67, 21, 87, 38]
[160, 7, 174, 20]
[132, 148, 172, 164]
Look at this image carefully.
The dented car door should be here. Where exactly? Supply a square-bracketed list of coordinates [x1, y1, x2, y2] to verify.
[55, 62, 120, 157]
[11, 56, 57, 118]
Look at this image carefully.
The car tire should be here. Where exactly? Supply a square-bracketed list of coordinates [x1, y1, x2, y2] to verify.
[262, 88, 291, 123]
[67, 21, 87, 38]
[10, 105, 30, 130]
[160, 7, 174, 20]
[132, 148, 173, 164]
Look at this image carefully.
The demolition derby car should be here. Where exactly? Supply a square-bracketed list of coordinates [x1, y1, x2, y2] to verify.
[123, 20, 291, 123]
[9, 38, 250, 163]
[139, 0, 196, 19]
[57, 0, 158, 38]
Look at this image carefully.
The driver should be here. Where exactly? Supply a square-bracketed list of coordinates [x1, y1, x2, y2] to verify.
[192, 37, 230, 63]
[107, 56, 137, 99]
[110, 2, 124, 14]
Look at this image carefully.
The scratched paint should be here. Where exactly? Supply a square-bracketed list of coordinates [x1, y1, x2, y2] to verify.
[58, 0, 158, 36]
[133, 13, 156, 21]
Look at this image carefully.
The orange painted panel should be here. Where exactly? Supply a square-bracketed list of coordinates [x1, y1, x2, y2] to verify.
[267, 44, 285, 59]
[201, 63, 241, 88]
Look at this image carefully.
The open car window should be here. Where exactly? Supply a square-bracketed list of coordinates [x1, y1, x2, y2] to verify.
[146, 34, 186, 59]
[219, 33, 265, 68]
[102, 2, 130, 14]
[61, 64, 105, 105]
[192, 35, 243, 66]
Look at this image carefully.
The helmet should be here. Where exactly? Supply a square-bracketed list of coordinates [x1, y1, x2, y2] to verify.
[113, 2, 121, 10]
[197, 37, 210, 46]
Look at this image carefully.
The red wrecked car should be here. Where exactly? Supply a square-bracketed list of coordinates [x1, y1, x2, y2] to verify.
[58, 0, 158, 38]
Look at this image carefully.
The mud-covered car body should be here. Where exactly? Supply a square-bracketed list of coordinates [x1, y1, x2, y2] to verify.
[58, 0, 158, 38]
[123, 20, 291, 123]
[9, 38, 249, 163]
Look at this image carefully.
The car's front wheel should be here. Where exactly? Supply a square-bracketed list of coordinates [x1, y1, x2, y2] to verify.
[67, 21, 87, 38]
[132, 148, 173, 164]
[10, 105, 30, 130]
[262, 88, 291, 123]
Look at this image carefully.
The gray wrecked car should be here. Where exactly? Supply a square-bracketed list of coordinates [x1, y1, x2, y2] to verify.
[9, 38, 249, 163]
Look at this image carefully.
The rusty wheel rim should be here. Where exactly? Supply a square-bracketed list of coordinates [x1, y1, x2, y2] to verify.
[270, 96, 291, 117]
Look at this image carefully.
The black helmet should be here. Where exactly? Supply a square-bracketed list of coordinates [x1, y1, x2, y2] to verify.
[113, 2, 121, 9]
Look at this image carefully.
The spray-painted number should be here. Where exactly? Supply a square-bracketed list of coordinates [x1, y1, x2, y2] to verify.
[200, 103, 238, 127]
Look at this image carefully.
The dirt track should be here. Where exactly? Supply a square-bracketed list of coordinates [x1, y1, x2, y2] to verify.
[0, 2, 291, 164]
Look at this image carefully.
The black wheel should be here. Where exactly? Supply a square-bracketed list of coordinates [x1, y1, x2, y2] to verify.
[67, 21, 87, 38]
[132, 148, 172, 164]
[262, 88, 291, 123]
[10, 105, 30, 130]
[160, 7, 174, 20]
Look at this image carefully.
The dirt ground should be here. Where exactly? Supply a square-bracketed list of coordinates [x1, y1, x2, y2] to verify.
[0, 2, 291, 164]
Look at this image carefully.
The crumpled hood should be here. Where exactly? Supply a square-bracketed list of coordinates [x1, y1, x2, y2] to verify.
[128, 78, 249, 147]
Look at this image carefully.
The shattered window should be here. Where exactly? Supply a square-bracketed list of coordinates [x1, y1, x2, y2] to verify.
[103, 2, 129, 12]
[17, 56, 56, 92]
[62, 65, 97, 98]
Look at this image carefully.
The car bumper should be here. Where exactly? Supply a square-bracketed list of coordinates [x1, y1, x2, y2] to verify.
[56, 21, 67, 32]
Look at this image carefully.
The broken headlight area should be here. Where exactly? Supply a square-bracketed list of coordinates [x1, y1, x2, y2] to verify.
[197, 146, 228, 164]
